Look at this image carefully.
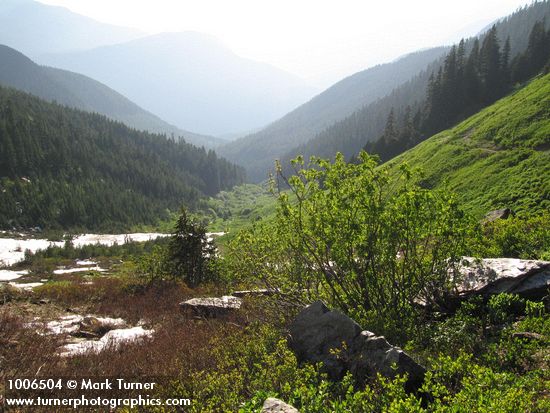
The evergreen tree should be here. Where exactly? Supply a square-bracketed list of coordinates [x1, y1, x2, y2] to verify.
[502, 36, 512, 85]
[167, 208, 217, 287]
[479, 25, 503, 102]
[361, 19, 550, 165]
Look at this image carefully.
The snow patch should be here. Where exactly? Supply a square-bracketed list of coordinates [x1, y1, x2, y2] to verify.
[60, 327, 153, 357]
[53, 266, 106, 275]
[28, 315, 127, 335]
[0, 269, 29, 281]
[75, 259, 96, 266]
[0, 233, 169, 266]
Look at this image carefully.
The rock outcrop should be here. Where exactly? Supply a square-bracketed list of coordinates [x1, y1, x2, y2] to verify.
[180, 296, 242, 318]
[288, 301, 425, 391]
[454, 257, 550, 300]
[261, 398, 300, 413]
[483, 208, 513, 222]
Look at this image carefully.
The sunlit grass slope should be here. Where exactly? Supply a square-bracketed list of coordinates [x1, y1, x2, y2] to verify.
[387, 73, 550, 217]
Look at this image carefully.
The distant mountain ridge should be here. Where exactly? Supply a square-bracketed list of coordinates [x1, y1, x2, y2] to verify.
[288, 1, 550, 169]
[221, 1, 550, 182]
[0, 0, 144, 56]
[0, 45, 223, 147]
[39, 31, 318, 136]
[218, 47, 449, 181]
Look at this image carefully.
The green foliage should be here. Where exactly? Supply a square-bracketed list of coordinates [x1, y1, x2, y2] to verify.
[227, 153, 469, 342]
[136, 244, 171, 285]
[488, 293, 526, 325]
[421, 354, 549, 412]
[409, 293, 549, 375]
[166, 209, 218, 287]
[202, 183, 278, 238]
[474, 213, 550, 259]
[148, 316, 548, 412]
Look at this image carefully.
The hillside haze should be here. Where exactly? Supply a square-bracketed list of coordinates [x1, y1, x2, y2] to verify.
[221, 1, 550, 182]
[0, 0, 143, 56]
[40, 32, 318, 136]
[274, 1, 550, 181]
[0, 45, 222, 148]
[218, 47, 448, 180]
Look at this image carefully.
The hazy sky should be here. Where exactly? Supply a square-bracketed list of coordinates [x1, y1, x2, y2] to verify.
[38, 0, 530, 88]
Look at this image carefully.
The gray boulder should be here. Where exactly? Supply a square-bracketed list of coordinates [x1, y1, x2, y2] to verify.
[261, 398, 300, 413]
[454, 257, 550, 300]
[179, 295, 242, 318]
[483, 208, 513, 223]
[289, 301, 361, 379]
[288, 301, 425, 390]
[350, 331, 426, 391]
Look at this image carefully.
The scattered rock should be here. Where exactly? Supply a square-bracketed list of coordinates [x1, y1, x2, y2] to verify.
[483, 208, 513, 223]
[512, 332, 545, 341]
[289, 301, 361, 379]
[180, 296, 242, 318]
[262, 398, 300, 413]
[454, 257, 550, 300]
[72, 316, 126, 338]
[350, 331, 426, 391]
[289, 301, 425, 391]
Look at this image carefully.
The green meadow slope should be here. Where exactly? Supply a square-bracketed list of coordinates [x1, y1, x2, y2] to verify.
[386, 73, 550, 217]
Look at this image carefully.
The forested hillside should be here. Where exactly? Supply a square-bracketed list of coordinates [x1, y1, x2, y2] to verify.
[0, 45, 222, 148]
[364, 17, 550, 162]
[218, 47, 448, 180]
[0, 87, 245, 230]
[386, 72, 550, 217]
[276, 1, 550, 178]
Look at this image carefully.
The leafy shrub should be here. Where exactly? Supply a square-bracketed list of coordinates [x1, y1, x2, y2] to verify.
[488, 293, 526, 325]
[422, 354, 549, 412]
[476, 212, 550, 259]
[227, 153, 470, 342]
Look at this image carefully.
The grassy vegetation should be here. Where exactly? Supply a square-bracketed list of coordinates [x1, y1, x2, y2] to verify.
[386, 73, 550, 218]
[202, 183, 278, 242]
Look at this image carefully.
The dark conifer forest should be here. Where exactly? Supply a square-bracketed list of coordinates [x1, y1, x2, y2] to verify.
[365, 21, 550, 161]
[0, 87, 245, 230]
